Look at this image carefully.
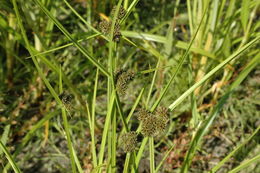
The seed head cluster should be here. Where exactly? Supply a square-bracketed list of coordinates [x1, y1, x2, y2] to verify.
[136, 108, 151, 121]
[98, 6, 126, 42]
[141, 115, 158, 137]
[155, 106, 170, 124]
[137, 107, 169, 137]
[111, 5, 127, 20]
[115, 69, 135, 95]
[120, 131, 138, 153]
[98, 20, 110, 35]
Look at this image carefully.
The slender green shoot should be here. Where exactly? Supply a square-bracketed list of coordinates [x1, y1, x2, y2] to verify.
[149, 137, 155, 173]
[0, 141, 21, 173]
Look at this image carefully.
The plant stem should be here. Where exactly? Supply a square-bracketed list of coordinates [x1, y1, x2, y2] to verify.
[149, 137, 155, 173]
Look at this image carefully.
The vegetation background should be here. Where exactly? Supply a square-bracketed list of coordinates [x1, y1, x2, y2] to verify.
[0, 0, 259, 172]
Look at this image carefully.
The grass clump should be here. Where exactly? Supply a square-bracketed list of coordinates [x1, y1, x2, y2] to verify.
[0, 0, 259, 173]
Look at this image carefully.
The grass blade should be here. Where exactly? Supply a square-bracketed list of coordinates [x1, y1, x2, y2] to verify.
[121, 31, 215, 58]
[131, 137, 149, 173]
[91, 69, 99, 167]
[146, 59, 160, 108]
[151, 3, 208, 111]
[121, 0, 140, 23]
[149, 137, 155, 173]
[0, 125, 10, 156]
[33, 0, 110, 77]
[13, 1, 80, 172]
[241, 0, 250, 32]
[228, 154, 260, 173]
[126, 88, 145, 123]
[180, 49, 260, 173]
[123, 153, 132, 173]
[63, 0, 100, 34]
[0, 141, 21, 173]
[169, 35, 260, 111]
[211, 126, 260, 173]
[59, 67, 77, 173]
[98, 92, 115, 165]
[155, 144, 175, 173]
[25, 33, 101, 59]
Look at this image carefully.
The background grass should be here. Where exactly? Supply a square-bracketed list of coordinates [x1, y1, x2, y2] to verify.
[0, 0, 259, 172]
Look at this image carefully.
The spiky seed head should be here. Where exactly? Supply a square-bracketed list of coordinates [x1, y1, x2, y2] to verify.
[112, 20, 121, 42]
[115, 69, 135, 95]
[141, 115, 158, 137]
[111, 6, 126, 20]
[99, 19, 122, 42]
[114, 69, 127, 82]
[138, 107, 169, 137]
[99, 5, 125, 41]
[120, 131, 138, 153]
[136, 108, 151, 121]
[155, 106, 170, 124]
[154, 115, 168, 133]
[98, 20, 110, 34]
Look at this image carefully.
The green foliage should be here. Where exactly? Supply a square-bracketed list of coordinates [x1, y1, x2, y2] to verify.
[0, 0, 259, 172]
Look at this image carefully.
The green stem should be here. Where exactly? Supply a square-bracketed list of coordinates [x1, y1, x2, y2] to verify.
[107, 1, 124, 171]
[0, 141, 21, 173]
[149, 137, 155, 173]
[123, 153, 131, 173]
[91, 69, 99, 167]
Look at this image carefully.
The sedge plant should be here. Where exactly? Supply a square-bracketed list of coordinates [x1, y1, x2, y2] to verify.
[0, 0, 259, 173]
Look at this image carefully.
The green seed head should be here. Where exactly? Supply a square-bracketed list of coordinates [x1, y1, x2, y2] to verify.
[120, 131, 138, 153]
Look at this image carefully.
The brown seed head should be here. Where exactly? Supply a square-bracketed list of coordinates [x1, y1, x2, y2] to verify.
[141, 115, 158, 137]
[98, 20, 110, 34]
[111, 6, 126, 20]
[115, 69, 135, 95]
[155, 106, 170, 124]
[136, 108, 151, 121]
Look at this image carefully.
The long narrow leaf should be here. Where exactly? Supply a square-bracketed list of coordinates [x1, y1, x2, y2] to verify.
[13, 1, 80, 172]
[180, 49, 260, 172]
[33, 0, 110, 77]
[211, 126, 260, 173]
[169, 35, 260, 111]
[228, 154, 260, 173]
[0, 141, 21, 173]
[151, 3, 208, 111]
